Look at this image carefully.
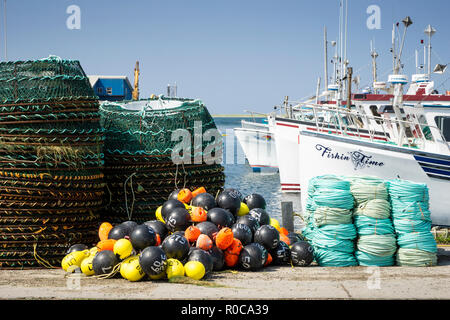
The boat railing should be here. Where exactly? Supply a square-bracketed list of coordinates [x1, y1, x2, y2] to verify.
[292, 102, 449, 152]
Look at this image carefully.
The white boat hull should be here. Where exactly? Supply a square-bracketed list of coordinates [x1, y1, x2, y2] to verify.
[234, 126, 278, 172]
[298, 131, 450, 226]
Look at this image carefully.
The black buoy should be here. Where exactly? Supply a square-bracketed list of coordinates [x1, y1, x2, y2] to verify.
[129, 224, 157, 251]
[231, 223, 253, 246]
[92, 250, 119, 275]
[287, 232, 306, 245]
[188, 249, 214, 275]
[239, 243, 268, 271]
[243, 193, 267, 210]
[191, 192, 217, 211]
[120, 221, 138, 235]
[207, 246, 225, 271]
[254, 225, 280, 250]
[236, 215, 260, 234]
[161, 233, 190, 261]
[223, 188, 243, 201]
[108, 224, 129, 240]
[66, 243, 88, 255]
[270, 241, 291, 265]
[290, 241, 314, 267]
[161, 199, 185, 221]
[216, 190, 241, 216]
[139, 246, 167, 276]
[207, 207, 235, 228]
[248, 208, 271, 226]
[165, 207, 191, 232]
[196, 221, 219, 239]
[168, 189, 181, 201]
[144, 220, 169, 241]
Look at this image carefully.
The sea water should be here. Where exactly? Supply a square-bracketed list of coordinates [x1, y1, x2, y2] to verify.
[213, 117, 304, 231]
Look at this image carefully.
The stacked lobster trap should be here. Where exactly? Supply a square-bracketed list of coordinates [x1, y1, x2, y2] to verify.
[0, 56, 105, 268]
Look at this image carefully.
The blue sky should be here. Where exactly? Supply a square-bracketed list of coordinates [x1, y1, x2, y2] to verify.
[4, 0, 450, 114]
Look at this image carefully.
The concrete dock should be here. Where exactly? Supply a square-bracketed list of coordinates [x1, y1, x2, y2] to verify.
[0, 247, 448, 300]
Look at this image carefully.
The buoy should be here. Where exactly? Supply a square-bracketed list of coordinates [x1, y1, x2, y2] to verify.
[120, 255, 145, 282]
[226, 238, 243, 256]
[155, 206, 164, 222]
[184, 261, 205, 280]
[149, 272, 166, 280]
[191, 187, 206, 198]
[161, 199, 185, 221]
[231, 223, 252, 246]
[243, 193, 266, 210]
[161, 233, 190, 261]
[188, 249, 214, 274]
[207, 208, 234, 228]
[89, 247, 98, 257]
[113, 238, 133, 260]
[129, 224, 157, 251]
[191, 192, 217, 210]
[165, 207, 191, 232]
[120, 221, 138, 235]
[264, 253, 273, 267]
[97, 239, 117, 252]
[269, 218, 281, 232]
[254, 225, 280, 250]
[236, 215, 260, 234]
[215, 227, 234, 250]
[222, 188, 243, 201]
[196, 234, 213, 251]
[207, 246, 225, 271]
[216, 190, 241, 216]
[61, 250, 89, 271]
[144, 220, 168, 241]
[139, 246, 167, 276]
[80, 254, 95, 276]
[270, 241, 291, 265]
[239, 243, 268, 271]
[280, 227, 289, 236]
[168, 189, 181, 201]
[287, 232, 305, 245]
[108, 224, 129, 240]
[66, 243, 88, 255]
[196, 221, 219, 239]
[165, 258, 185, 279]
[237, 202, 249, 216]
[185, 225, 201, 243]
[92, 250, 119, 275]
[98, 222, 113, 241]
[224, 251, 239, 267]
[177, 188, 193, 204]
[189, 206, 208, 223]
[248, 208, 271, 226]
[290, 241, 314, 267]
[279, 233, 290, 246]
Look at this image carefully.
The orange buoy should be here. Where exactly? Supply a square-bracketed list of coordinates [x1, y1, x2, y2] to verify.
[177, 188, 193, 204]
[280, 233, 291, 246]
[224, 251, 239, 267]
[98, 222, 113, 241]
[264, 253, 273, 267]
[280, 227, 289, 236]
[189, 206, 207, 223]
[191, 187, 206, 198]
[226, 238, 243, 256]
[196, 234, 213, 250]
[96, 239, 117, 252]
[185, 225, 201, 243]
[215, 227, 234, 250]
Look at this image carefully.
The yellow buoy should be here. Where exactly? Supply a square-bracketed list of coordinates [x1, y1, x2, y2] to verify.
[80, 255, 95, 276]
[156, 206, 164, 222]
[165, 258, 185, 279]
[184, 261, 205, 280]
[61, 250, 89, 271]
[149, 272, 166, 280]
[237, 202, 249, 216]
[113, 238, 133, 260]
[120, 255, 145, 282]
[89, 247, 98, 257]
[270, 218, 281, 232]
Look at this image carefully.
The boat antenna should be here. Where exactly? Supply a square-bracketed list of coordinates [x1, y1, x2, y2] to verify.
[370, 40, 378, 93]
[424, 24, 436, 78]
[324, 26, 329, 91]
[3, 0, 6, 61]
[394, 16, 413, 74]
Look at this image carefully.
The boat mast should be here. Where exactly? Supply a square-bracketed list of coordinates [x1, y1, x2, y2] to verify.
[370, 40, 378, 94]
[424, 24, 436, 78]
[132, 61, 140, 101]
[324, 26, 328, 91]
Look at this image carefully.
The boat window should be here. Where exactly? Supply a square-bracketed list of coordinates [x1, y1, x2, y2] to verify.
[106, 87, 112, 95]
[369, 105, 382, 124]
[435, 116, 450, 141]
[97, 87, 103, 94]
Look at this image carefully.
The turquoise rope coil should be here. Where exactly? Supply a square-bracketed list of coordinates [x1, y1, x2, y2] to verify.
[390, 200, 431, 222]
[353, 215, 395, 236]
[350, 182, 389, 205]
[392, 219, 432, 235]
[312, 188, 354, 210]
[356, 234, 397, 257]
[396, 248, 437, 267]
[355, 251, 395, 267]
[388, 179, 430, 204]
[396, 231, 437, 253]
[314, 247, 358, 267]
